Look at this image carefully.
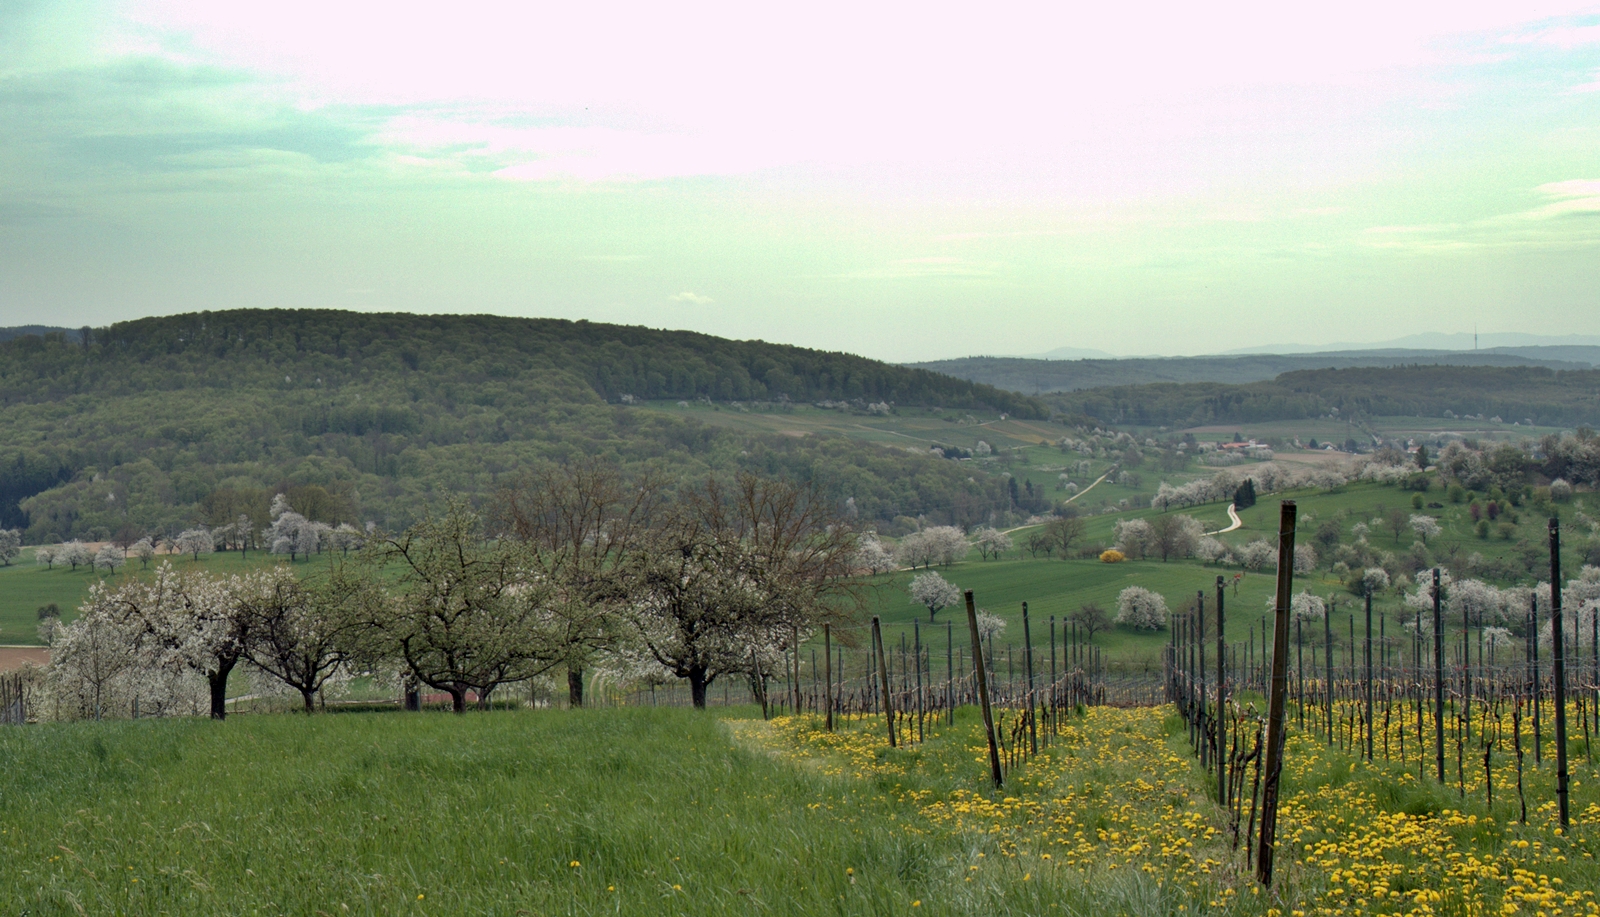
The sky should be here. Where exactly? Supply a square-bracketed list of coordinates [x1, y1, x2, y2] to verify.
[2, 1, 1598, 362]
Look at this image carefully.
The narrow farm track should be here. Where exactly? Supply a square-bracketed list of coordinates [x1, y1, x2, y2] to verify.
[1203, 503, 1242, 536]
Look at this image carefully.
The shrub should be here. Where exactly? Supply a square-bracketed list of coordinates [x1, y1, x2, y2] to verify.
[1099, 549, 1125, 564]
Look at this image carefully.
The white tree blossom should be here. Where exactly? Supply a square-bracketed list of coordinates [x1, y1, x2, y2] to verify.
[1115, 586, 1168, 630]
[1361, 567, 1391, 595]
[1409, 514, 1441, 545]
[894, 530, 936, 569]
[896, 526, 969, 568]
[1195, 536, 1230, 564]
[175, 528, 215, 561]
[1113, 518, 1154, 560]
[974, 526, 1013, 560]
[93, 543, 124, 573]
[60, 540, 94, 571]
[1293, 543, 1318, 575]
[0, 528, 20, 565]
[131, 538, 156, 568]
[1237, 539, 1277, 570]
[974, 609, 1006, 640]
[908, 571, 962, 622]
[34, 545, 57, 570]
[854, 533, 897, 575]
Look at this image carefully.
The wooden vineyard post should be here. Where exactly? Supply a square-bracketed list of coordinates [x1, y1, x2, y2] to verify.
[1550, 518, 1570, 828]
[1532, 592, 1542, 765]
[824, 623, 834, 732]
[946, 621, 954, 726]
[1216, 574, 1227, 805]
[872, 617, 896, 748]
[1325, 596, 1335, 745]
[1365, 587, 1375, 762]
[1256, 500, 1297, 887]
[1434, 568, 1446, 784]
[1023, 602, 1038, 756]
[965, 590, 1003, 788]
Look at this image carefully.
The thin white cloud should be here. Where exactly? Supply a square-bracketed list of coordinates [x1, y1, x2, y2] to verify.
[1528, 179, 1600, 218]
[669, 291, 712, 305]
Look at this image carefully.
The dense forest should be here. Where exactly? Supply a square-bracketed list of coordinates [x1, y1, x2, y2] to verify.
[1045, 365, 1600, 428]
[912, 348, 1599, 394]
[0, 311, 1043, 540]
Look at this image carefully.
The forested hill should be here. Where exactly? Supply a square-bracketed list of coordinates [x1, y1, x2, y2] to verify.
[1046, 365, 1600, 428]
[5, 311, 1042, 416]
[0, 310, 1043, 540]
[910, 348, 1598, 394]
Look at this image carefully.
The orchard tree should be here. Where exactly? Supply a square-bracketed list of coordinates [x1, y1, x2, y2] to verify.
[1409, 514, 1441, 546]
[0, 528, 20, 565]
[925, 526, 971, 566]
[908, 571, 961, 622]
[98, 562, 247, 720]
[1293, 543, 1318, 575]
[131, 538, 155, 569]
[1386, 508, 1410, 543]
[974, 526, 1013, 560]
[375, 504, 560, 713]
[1113, 519, 1153, 559]
[1115, 586, 1168, 630]
[175, 528, 215, 561]
[1044, 515, 1086, 557]
[1069, 603, 1111, 643]
[894, 530, 936, 569]
[61, 540, 94, 571]
[93, 543, 124, 574]
[1149, 514, 1203, 562]
[854, 534, 897, 574]
[496, 461, 663, 707]
[35, 546, 57, 570]
[629, 474, 859, 709]
[238, 563, 377, 713]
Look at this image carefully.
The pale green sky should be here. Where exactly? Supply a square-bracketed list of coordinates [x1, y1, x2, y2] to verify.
[2, 1, 1598, 361]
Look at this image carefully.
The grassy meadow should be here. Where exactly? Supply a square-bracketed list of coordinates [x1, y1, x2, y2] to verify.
[3, 701, 1597, 916]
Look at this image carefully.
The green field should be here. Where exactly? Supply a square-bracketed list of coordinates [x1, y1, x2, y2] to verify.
[3, 702, 1595, 916]
[0, 548, 347, 645]
[0, 705, 1167, 916]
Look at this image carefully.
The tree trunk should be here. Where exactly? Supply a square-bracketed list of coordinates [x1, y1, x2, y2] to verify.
[449, 688, 466, 714]
[568, 667, 584, 707]
[478, 685, 494, 711]
[300, 688, 316, 713]
[689, 666, 710, 709]
[207, 658, 235, 721]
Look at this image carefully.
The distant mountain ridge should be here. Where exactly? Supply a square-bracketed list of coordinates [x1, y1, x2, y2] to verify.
[0, 325, 75, 343]
[908, 347, 1600, 394]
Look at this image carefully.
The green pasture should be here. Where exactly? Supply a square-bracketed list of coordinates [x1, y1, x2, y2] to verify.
[0, 548, 350, 645]
[0, 706, 1125, 917]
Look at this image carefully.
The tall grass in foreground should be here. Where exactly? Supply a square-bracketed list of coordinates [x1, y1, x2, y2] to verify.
[5, 703, 1594, 916]
[0, 707, 1081, 916]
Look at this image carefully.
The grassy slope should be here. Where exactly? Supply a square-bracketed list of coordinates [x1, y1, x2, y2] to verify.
[0, 707, 1063, 917]
[5, 704, 1595, 917]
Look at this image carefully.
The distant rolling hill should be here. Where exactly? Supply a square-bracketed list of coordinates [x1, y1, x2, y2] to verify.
[909, 348, 1600, 394]
[1043, 365, 1600, 429]
[0, 310, 1045, 540]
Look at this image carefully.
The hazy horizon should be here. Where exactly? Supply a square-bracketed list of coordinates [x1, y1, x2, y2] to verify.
[3, 1, 1598, 363]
